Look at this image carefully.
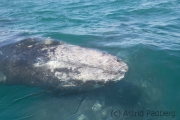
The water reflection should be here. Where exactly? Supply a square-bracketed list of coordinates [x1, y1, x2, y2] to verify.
[29, 80, 149, 120]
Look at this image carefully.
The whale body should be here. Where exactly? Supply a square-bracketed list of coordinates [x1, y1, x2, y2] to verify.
[0, 38, 128, 90]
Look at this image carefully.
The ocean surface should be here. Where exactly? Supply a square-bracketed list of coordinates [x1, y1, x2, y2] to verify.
[0, 0, 180, 120]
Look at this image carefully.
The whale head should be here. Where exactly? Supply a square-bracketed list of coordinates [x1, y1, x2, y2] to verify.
[33, 40, 128, 89]
[0, 38, 128, 90]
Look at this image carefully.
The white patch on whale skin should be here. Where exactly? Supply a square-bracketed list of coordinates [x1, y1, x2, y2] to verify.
[33, 60, 123, 82]
[45, 38, 53, 45]
[27, 45, 33, 48]
[32, 41, 128, 86]
[33, 49, 127, 83]
[0, 72, 6, 83]
[33, 57, 46, 66]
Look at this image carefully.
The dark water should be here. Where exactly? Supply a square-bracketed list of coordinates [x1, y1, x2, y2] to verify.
[0, 0, 180, 120]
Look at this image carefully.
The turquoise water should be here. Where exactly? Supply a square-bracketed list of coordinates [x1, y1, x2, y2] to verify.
[0, 0, 180, 120]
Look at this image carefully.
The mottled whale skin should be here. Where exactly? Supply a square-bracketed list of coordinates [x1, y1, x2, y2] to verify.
[0, 38, 128, 90]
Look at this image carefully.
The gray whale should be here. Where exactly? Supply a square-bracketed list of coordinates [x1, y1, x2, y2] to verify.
[0, 38, 128, 90]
